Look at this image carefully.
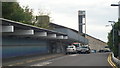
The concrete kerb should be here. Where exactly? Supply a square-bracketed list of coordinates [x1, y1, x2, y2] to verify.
[111, 52, 120, 68]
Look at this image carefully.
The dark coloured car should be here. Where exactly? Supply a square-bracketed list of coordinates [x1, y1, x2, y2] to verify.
[98, 49, 105, 53]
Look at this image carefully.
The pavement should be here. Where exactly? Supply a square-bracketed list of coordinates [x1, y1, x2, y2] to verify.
[2, 53, 65, 66]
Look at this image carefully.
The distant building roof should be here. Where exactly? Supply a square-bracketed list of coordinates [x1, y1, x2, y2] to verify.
[49, 23, 89, 44]
[50, 23, 79, 33]
[50, 23, 106, 44]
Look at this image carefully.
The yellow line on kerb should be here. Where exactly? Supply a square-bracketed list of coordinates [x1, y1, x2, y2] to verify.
[107, 53, 118, 68]
[108, 54, 114, 67]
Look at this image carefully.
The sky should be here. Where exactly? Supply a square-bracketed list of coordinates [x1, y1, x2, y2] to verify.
[17, 0, 119, 42]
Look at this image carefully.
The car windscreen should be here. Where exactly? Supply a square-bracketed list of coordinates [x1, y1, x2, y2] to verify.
[68, 46, 74, 48]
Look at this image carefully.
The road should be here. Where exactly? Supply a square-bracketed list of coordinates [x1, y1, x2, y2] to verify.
[3, 52, 113, 68]
[31, 53, 112, 67]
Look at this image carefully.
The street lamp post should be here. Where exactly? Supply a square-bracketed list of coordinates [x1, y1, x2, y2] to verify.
[118, 26, 120, 60]
[111, 1, 120, 19]
[111, 1, 120, 62]
[118, 31, 120, 36]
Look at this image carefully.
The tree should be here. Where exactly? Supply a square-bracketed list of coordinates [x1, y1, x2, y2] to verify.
[2, 2, 34, 25]
[2, 2, 52, 29]
[107, 19, 120, 57]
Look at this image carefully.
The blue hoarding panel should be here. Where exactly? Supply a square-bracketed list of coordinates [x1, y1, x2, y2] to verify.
[3, 45, 48, 58]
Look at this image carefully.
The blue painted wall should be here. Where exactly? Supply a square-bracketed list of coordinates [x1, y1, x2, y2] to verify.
[2, 37, 49, 58]
[3, 45, 48, 58]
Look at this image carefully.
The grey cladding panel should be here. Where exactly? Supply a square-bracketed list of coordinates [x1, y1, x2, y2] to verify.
[53, 28, 88, 44]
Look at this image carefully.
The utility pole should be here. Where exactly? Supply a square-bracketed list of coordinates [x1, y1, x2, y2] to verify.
[111, 1, 120, 60]
[111, 1, 120, 19]
[119, 27, 120, 60]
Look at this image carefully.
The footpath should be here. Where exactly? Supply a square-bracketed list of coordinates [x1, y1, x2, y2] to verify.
[2, 53, 65, 66]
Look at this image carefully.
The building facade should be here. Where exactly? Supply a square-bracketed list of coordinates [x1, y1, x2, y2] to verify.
[2, 17, 88, 59]
[2, 18, 67, 58]
[86, 34, 107, 51]
[50, 23, 88, 45]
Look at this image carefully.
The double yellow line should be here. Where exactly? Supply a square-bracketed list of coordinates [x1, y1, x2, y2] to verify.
[107, 53, 118, 68]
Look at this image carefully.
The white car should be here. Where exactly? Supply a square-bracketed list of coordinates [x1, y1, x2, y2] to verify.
[66, 45, 77, 54]
[77, 46, 90, 54]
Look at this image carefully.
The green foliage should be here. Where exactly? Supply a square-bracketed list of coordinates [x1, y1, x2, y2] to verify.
[107, 19, 120, 57]
[2, 2, 34, 25]
[2, 2, 51, 29]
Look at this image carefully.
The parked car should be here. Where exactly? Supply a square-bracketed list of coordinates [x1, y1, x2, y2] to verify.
[104, 47, 111, 52]
[100, 49, 111, 52]
[98, 49, 105, 53]
[77, 46, 90, 54]
[66, 45, 77, 54]
[98, 48, 111, 53]
[104, 49, 111, 52]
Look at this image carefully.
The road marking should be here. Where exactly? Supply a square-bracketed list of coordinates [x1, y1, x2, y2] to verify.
[69, 54, 79, 56]
[31, 61, 52, 66]
[15, 62, 24, 65]
[8, 64, 14, 66]
[108, 54, 114, 67]
[48, 56, 67, 62]
[107, 54, 118, 68]
[26, 60, 36, 63]
[109, 54, 118, 68]
[108, 54, 116, 68]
